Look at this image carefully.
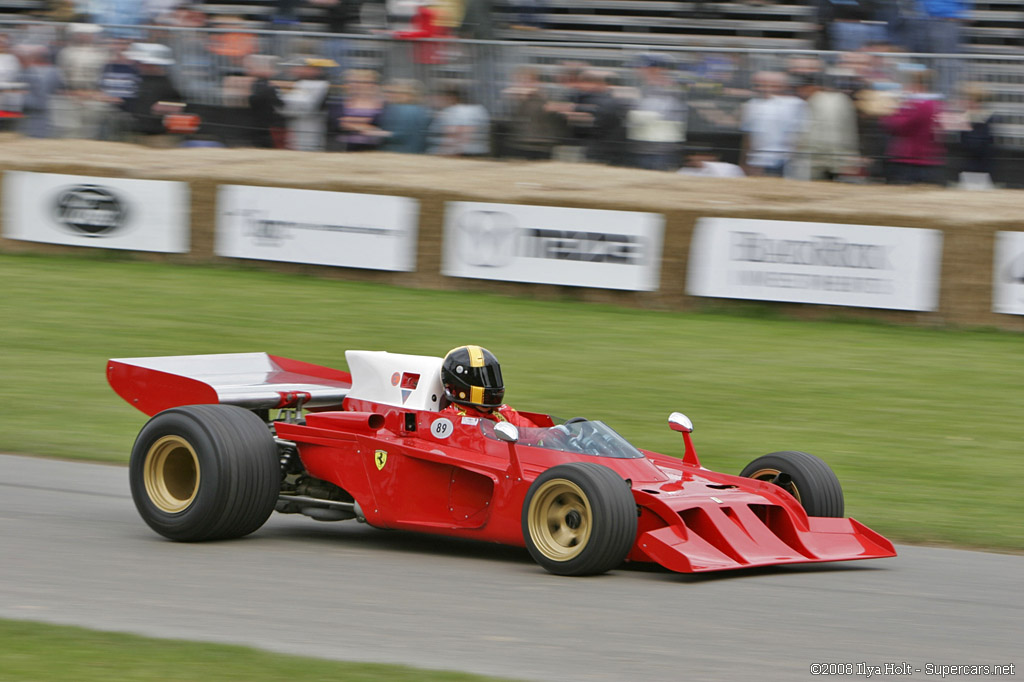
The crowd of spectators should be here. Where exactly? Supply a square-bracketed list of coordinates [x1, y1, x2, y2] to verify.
[0, 0, 1004, 187]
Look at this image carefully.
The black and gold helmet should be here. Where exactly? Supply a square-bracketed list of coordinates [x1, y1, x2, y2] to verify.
[442, 345, 505, 409]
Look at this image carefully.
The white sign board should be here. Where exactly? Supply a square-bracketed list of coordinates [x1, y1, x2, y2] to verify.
[687, 218, 943, 311]
[442, 202, 664, 291]
[216, 185, 419, 272]
[2, 171, 189, 253]
[993, 231, 1024, 315]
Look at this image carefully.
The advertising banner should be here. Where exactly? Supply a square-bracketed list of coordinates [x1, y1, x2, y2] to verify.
[442, 201, 664, 291]
[216, 185, 419, 272]
[993, 231, 1024, 315]
[2, 171, 189, 253]
[687, 217, 943, 311]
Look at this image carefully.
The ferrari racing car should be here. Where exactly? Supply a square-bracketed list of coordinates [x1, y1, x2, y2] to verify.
[107, 350, 896, 575]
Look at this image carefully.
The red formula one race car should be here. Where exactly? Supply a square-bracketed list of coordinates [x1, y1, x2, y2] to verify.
[107, 350, 895, 575]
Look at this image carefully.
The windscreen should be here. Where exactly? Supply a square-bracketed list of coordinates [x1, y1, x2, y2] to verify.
[480, 419, 644, 459]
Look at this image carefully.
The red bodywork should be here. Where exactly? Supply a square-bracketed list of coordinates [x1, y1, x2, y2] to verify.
[108, 353, 896, 573]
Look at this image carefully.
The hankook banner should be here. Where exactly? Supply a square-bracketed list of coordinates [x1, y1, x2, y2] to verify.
[993, 231, 1024, 315]
[2, 171, 189, 253]
[216, 185, 418, 271]
[441, 202, 664, 291]
[687, 218, 943, 311]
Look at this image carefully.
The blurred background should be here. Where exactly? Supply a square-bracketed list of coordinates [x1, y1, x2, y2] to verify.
[1, 0, 1023, 186]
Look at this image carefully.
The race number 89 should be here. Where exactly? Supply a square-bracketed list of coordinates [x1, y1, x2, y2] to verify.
[431, 418, 454, 439]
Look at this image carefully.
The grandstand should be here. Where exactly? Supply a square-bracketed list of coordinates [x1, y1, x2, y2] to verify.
[1, 0, 1022, 153]
[0, 1, 1020, 53]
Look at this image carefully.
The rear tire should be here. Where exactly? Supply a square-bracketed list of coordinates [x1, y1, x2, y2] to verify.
[129, 404, 280, 541]
[522, 463, 637, 576]
[740, 450, 844, 517]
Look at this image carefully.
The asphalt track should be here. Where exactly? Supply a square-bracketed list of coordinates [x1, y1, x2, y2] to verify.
[1, 454, 1020, 682]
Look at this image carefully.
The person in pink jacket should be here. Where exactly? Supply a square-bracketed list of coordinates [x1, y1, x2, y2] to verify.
[882, 70, 946, 186]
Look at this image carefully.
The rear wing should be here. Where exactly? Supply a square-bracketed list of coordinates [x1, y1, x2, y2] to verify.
[107, 353, 352, 416]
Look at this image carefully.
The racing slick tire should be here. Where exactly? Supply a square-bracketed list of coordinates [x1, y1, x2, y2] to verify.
[129, 404, 280, 541]
[522, 462, 637, 576]
[740, 450, 844, 518]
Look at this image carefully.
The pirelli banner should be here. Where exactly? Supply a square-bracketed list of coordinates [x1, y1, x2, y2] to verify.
[216, 185, 419, 272]
[441, 201, 664, 291]
[2, 171, 189, 253]
[687, 218, 943, 312]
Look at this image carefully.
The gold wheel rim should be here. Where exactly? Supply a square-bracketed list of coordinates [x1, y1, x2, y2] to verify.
[144, 435, 200, 513]
[748, 467, 802, 504]
[527, 479, 592, 562]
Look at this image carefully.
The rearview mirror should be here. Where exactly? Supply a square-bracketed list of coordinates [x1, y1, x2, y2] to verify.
[494, 422, 520, 443]
[668, 412, 693, 433]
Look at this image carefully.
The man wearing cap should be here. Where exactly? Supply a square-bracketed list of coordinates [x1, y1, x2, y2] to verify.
[56, 23, 107, 139]
[280, 56, 336, 151]
[126, 43, 185, 141]
[628, 53, 687, 171]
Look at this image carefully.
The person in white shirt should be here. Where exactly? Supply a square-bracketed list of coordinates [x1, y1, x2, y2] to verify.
[789, 72, 860, 181]
[429, 82, 490, 157]
[281, 57, 336, 151]
[740, 70, 807, 177]
[678, 148, 745, 178]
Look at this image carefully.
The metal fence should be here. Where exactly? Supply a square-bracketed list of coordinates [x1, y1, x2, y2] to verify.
[4, 20, 1024, 163]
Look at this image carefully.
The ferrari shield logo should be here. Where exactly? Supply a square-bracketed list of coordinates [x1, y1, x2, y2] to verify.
[374, 450, 388, 471]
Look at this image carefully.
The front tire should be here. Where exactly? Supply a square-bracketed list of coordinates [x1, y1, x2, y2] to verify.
[522, 463, 637, 576]
[129, 404, 280, 541]
[740, 450, 844, 517]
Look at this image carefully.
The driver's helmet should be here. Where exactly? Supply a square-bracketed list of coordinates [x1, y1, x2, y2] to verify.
[442, 345, 504, 409]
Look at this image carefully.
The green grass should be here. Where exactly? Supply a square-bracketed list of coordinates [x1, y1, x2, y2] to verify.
[2, 251, 1023, 551]
[0, 618, 511, 682]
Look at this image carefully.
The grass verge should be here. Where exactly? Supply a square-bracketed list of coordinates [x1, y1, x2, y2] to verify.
[2, 252, 1022, 551]
[0, 618, 510, 682]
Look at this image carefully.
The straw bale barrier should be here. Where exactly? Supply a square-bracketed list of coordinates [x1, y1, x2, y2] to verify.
[2, 136, 1021, 332]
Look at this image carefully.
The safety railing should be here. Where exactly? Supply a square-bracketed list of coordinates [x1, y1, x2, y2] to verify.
[3, 19, 1024, 177]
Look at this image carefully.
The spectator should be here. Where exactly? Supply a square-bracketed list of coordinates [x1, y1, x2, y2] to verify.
[245, 54, 285, 148]
[542, 60, 586, 161]
[792, 72, 860, 181]
[312, 0, 366, 74]
[816, 0, 887, 52]
[207, 15, 258, 74]
[498, 65, 560, 160]
[431, 0, 464, 31]
[571, 69, 632, 167]
[628, 53, 687, 171]
[918, 0, 967, 98]
[394, 0, 448, 72]
[0, 34, 24, 131]
[17, 44, 63, 139]
[125, 42, 186, 144]
[457, 0, 495, 39]
[280, 56, 335, 151]
[882, 68, 945, 185]
[87, 0, 149, 38]
[506, 0, 547, 30]
[272, 0, 302, 26]
[677, 147, 745, 177]
[328, 68, 387, 151]
[56, 23, 108, 139]
[378, 78, 432, 153]
[457, 0, 501, 110]
[739, 70, 806, 177]
[96, 38, 141, 141]
[428, 81, 490, 157]
[957, 82, 996, 187]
